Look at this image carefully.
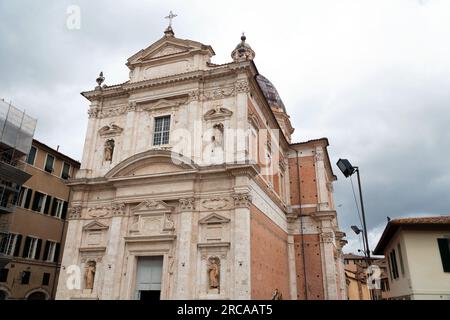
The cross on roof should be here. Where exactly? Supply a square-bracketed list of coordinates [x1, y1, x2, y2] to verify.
[165, 10, 177, 27]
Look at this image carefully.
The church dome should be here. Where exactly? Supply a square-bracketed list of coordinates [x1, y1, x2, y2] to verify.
[231, 34, 255, 62]
[256, 74, 286, 113]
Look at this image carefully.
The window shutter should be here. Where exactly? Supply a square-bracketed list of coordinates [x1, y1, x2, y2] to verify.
[50, 198, 57, 216]
[22, 237, 31, 258]
[437, 239, 450, 273]
[44, 196, 52, 215]
[53, 243, 61, 263]
[13, 235, 22, 257]
[24, 189, 33, 209]
[34, 239, 42, 260]
[43, 241, 50, 261]
[61, 202, 68, 220]
[31, 192, 41, 211]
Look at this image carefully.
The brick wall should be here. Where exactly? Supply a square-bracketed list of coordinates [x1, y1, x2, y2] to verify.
[288, 156, 318, 210]
[294, 234, 325, 300]
[250, 205, 290, 299]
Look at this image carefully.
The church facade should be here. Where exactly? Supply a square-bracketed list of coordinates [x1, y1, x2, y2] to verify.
[56, 25, 347, 300]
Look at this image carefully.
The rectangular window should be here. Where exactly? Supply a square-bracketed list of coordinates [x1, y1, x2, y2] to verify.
[26, 146, 37, 165]
[42, 273, 50, 286]
[44, 154, 55, 173]
[153, 116, 171, 146]
[437, 238, 450, 273]
[61, 162, 71, 180]
[23, 188, 33, 209]
[390, 250, 399, 279]
[43, 241, 57, 262]
[0, 233, 19, 256]
[397, 243, 405, 276]
[21, 271, 31, 285]
[51, 199, 64, 218]
[31, 192, 46, 213]
[22, 236, 41, 259]
[0, 268, 8, 283]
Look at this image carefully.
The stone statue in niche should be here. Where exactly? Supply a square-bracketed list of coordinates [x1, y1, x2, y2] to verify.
[85, 261, 96, 290]
[104, 139, 115, 162]
[208, 257, 220, 290]
[212, 123, 224, 149]
[271, 288, 283, 300]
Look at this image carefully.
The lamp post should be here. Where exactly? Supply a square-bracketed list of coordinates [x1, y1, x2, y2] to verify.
[337, 159, 373, 300]
[336, 159, 371, 261]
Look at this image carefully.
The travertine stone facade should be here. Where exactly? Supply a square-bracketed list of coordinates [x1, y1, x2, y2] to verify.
[56, 27, 346, 300]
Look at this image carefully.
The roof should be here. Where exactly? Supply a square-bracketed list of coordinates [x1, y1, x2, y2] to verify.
[373, 215, 450, 255]
[32, 139, 81, 167]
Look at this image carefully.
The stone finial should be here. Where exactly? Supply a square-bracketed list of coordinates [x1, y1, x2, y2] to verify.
[164, 10, 177, 37]
[231, 32, 255, 62]
[96, 72, 105, 89]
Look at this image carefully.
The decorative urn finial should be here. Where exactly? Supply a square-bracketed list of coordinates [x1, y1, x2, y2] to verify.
[95, 72, 105, 89]
[231, 32, 255, 62]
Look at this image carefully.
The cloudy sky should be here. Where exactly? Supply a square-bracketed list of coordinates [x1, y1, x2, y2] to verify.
[1, 0, 449, 254]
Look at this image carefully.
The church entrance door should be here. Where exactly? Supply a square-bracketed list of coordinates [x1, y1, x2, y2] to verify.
[135, 256, 163, 301]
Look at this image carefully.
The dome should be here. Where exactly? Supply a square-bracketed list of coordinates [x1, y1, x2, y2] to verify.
[256, 74, 286, 113]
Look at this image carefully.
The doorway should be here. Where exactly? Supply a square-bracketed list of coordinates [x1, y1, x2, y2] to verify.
[135, 256, 163, 301]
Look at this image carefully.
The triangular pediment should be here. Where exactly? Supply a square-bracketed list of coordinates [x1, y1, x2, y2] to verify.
[199, 213, 230, 225]
[127, 36, 214, 67]
[132, 200, 172, 214]
[83, 220, 109, 231]
[141, 43, 189, 61]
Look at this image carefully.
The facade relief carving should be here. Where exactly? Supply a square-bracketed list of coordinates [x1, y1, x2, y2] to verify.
[201, 198, 230, 210]
[98, 123, 123, 137]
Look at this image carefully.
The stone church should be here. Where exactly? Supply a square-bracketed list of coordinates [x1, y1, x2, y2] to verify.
[56, 22, 347, 300]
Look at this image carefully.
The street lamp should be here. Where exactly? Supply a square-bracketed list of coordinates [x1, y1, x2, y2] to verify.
[336, 159, 371, 261]
[351, 225, 362, 235]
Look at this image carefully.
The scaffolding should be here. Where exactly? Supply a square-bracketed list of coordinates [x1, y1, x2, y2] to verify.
[0, 99, 36, 268]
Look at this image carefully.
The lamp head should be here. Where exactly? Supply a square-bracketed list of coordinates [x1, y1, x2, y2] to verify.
[337, 158, 356, 178]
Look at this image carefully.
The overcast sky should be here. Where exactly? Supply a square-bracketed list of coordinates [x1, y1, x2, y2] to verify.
[1, 0, 449, 254]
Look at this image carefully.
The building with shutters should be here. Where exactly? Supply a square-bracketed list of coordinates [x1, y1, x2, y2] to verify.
[56, 24, 347, 300]
[0, 139, 80, 300]
[374, 216, 450, 300]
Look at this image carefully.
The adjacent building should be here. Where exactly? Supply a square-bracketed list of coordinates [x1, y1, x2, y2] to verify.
[0, 139, 80, 299]
[344, 253, 389, 300]
[56, 25, 347, 300]
[374, 216, 450, 300]
[0, 99, 36, 298]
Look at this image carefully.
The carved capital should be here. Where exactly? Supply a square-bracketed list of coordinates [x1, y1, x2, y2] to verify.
[88, 108, 99, 119]
[320, 232, 334, 244]
[187, 90, 200, 103]
[179, 198, 196, 211]
[232, 193, 252, 208]
[68, 206, 82, 220]
[235, 80, 250, 93]
[111, 203, 126, 216]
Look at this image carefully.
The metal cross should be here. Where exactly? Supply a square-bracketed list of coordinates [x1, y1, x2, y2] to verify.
[165, 11, 177, 27]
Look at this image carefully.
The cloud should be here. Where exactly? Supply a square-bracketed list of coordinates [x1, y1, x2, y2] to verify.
[1, 0, 449, 245]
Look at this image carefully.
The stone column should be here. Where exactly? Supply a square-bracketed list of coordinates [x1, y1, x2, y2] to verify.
[100, 203, 126, 299]
[314, 147, 331, 212]
[232, 193, 252, 300]
[56, 206, 83, 299]
[174, 198, 196, 299]
[319, 229, 338, 300]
